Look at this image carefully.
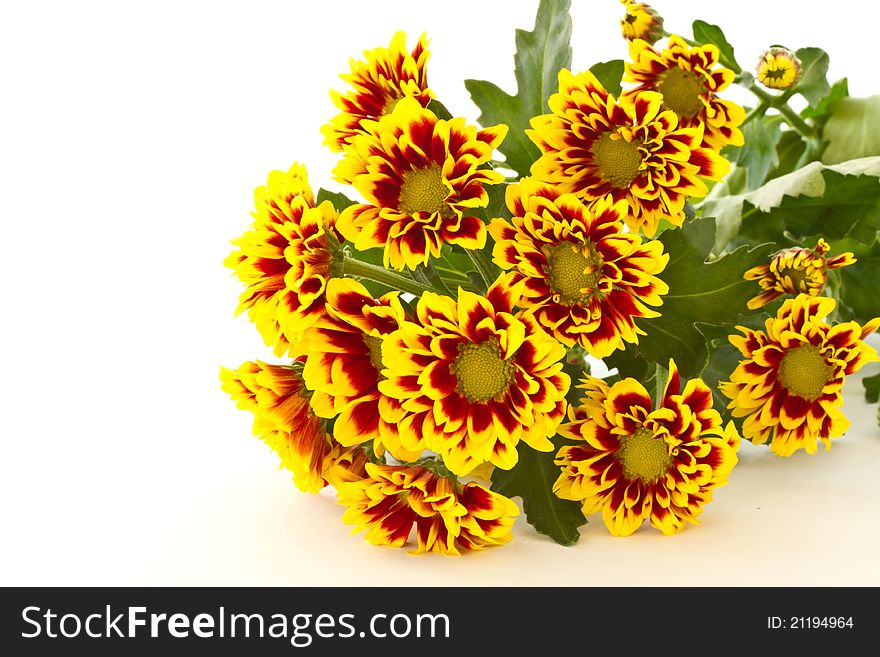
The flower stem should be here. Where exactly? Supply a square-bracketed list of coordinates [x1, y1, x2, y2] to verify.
[466, 248, 498, 294]
[745, 82, 815, 137]
[341, 256, 435, 297]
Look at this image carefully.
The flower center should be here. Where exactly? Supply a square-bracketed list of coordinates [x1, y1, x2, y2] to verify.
[658, 67, 706, 118]
[398, 165, 448, 215]
[363, 333, 385, 372]
[590, 132, 643, 189]
[450, 339, 514, 403]
[546, 241, 604, 305]
[778, 344, 833, 401]
[616, 428, 673, 483]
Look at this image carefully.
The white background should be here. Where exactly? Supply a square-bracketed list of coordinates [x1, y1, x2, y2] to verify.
[1, 0, 879, 586]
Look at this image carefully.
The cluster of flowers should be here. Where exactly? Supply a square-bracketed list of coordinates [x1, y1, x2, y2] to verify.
[222, 1, 879, 553]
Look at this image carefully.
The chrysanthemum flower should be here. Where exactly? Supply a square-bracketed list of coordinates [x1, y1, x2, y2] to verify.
[322, 443, 370, 489]
[302, 278, 422, 462]
[225, 164, 339, 356]
[756, 46, 802, 90]
[527, 69, 728, 236]
[220, 360, 336, 493]
[720, 296, 880, 456]
[744, 238, 856, 310]
[379, 276, 570, 476]
[322, 31, 432, 153]
[620, 0, 664, 45]
[334, 98, 507, 270]
[337, 463, 519, 554]
[489, 180, 669, 357]
[623, 35, 746, 151]
[554, 360, 740, 536]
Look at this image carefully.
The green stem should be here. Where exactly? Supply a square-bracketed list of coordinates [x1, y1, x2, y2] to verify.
[745, 82, 815, 137]
[742, 99, 770, 126]
[776, 102, 815, 137]
[341, 257, 435, 297]
[466, 248, 498, 294]
[651, 362, 667, 409]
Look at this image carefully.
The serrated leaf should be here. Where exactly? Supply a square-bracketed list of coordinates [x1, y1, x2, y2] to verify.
[794, 47, 830, 108]
[700, 157, 880, 254]
[692, 20, 740, 73]
[589, 59, 624, 96]
[821, 96, 880, 165]
[316, 188, 356, 212]
[491, 440, 586, 546]
[728, 115, 784, 190]
[635, 219, 773, 378]
[864, 371, 880, 404]
[464, 0, 572, 177]
[830, 234, 880, 323]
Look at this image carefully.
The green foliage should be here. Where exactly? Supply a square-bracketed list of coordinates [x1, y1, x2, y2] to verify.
[465, 0, 572, 177]
[692, 20, 740, 73]
[316, 187, 356, 212]
[821, 96, 880, 164]
[802, 77, 848, 121]
[491, 440, 587, 546]
[589, 59, 624, 96]
[831, 234, 880, 323]
[864, 371, 880, 404]
[728, 115, 784, 190]
[701, 157, 880, 255]
[634, 218, 773, 379]
[793, 47, 830, 108]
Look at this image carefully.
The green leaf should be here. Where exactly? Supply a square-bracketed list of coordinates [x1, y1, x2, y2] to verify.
[700, 157, 880, 254]
[700, 341, 745, 418]
[692, 20, 740, 73]
[491, 439, 586, 546]
[801, 77, 848, 121]
[634, 218, 773, 378]
[766, 130, 808, 180]
[864, 371, 880, 404]
[316, 188, 356, 212]
[589, 59, 624, 97]
[426, 98, 453, 121]
[830, 234, 880, 323]
[821, 96, 880, 164]
[728, 115, 784, 190]
[464, 0, 572, 177]
[793, 47, 830, 108]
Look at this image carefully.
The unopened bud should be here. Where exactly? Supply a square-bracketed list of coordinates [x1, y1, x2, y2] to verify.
[756, 46, 802, 90]
[620, 0, 664, 45]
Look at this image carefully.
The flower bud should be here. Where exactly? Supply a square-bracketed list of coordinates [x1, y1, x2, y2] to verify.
[620, 0, 664, 45]
[756, 46, 802, 90]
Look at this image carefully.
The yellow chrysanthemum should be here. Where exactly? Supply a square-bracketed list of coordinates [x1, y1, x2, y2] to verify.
[620, 0, 664, 44]
[334, 97, 507, 270]
[623, 35, 746, 151]
[220, 360, 337, 493]
[225, 164, 339, 356]
[554, 360, 740, 536]
[757, 47, 802, 90]
[744, 238, 856, 310]
[337, 463, 519, 555]
[489, 180, 669, 358]
[720, 296, 880, 456]
[302, 278, 422, 462]
[322, 32, 433, 153]
[378, 275, 570, 476]
[527, 69, 728, 236]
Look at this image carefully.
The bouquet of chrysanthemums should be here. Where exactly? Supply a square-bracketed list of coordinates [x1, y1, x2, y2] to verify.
[221, 0, 880, 553]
